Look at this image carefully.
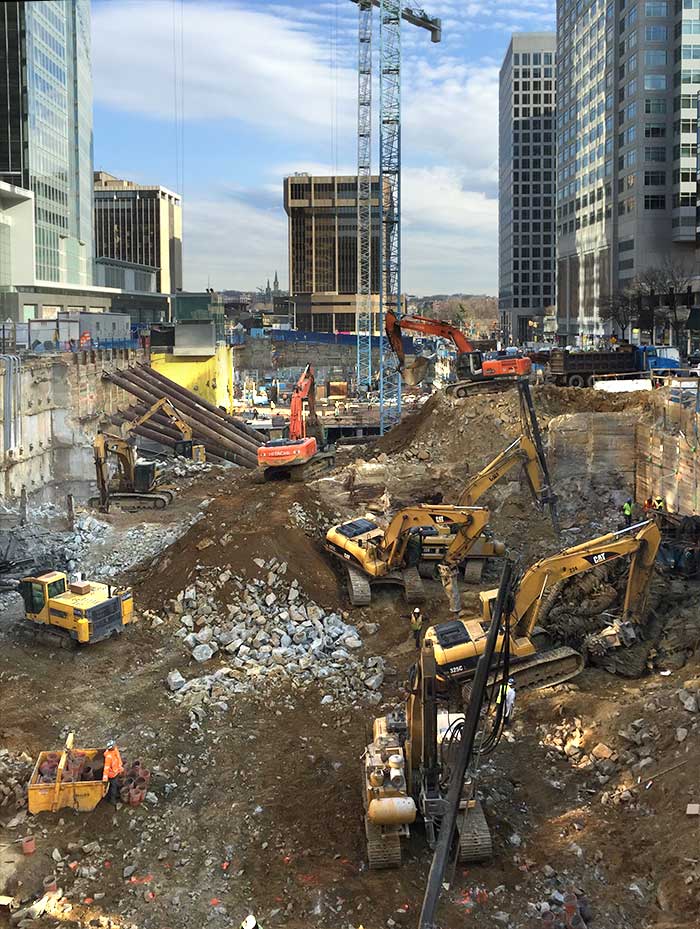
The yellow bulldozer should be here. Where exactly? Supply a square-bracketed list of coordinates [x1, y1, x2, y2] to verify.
[19, 571, 134, 646]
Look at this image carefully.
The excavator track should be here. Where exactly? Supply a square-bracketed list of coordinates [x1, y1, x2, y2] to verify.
[347, 567, 372, 607]
[365, 818, 402, 870]
[88, 492, 172, 511]
[446, 379, 518, 399]
[501, 645, 584, 692]
[402, 566, 426, 604]
[462, 559, 485, 583]
[288, 450, 336, 483]
[457, 802, 492, 863]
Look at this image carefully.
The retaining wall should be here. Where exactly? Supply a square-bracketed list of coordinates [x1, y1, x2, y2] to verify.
[0, 349, 146, 500]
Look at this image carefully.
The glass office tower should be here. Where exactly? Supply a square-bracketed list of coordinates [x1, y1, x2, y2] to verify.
[0, 0, 94, 285]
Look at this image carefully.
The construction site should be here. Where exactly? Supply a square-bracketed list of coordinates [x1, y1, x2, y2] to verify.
[1, 0, 700, 927]
[0, 341, 697, 929]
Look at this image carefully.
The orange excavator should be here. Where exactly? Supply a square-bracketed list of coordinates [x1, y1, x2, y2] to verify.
[257, 364, 336, 481]
[385, 309, 531, 397]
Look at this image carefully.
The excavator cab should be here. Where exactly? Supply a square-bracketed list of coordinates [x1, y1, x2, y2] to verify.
[133, 460, 157, 493]
[456, 352, 485, 380]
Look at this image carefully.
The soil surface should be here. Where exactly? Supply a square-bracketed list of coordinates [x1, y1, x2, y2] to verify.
[0, 389, 699, 929]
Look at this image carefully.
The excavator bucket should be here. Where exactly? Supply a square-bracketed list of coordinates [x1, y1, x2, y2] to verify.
[400, 356, 431, 387]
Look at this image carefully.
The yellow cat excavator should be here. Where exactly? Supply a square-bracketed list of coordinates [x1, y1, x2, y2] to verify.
[420, 433, 555, 582]
[361, 563, 517, 871]
[325, 505, 491, 606]
[426, 519, 661, 691]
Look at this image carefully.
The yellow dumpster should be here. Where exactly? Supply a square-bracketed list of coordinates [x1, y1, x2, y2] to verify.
[28, 733, 107, 814]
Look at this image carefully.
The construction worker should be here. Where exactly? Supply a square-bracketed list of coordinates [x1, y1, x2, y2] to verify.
[622, 498, 633, 528]
[102, 739, 124, 804]
[496, 678, 517, 727]
[410, 607, 424, 649]
[643, 496, 654, 513]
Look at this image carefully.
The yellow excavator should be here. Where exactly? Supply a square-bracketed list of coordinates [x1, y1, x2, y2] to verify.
[92, 398, 205, 512]
[420, 433, 555, 582]
[125, 397, 206, 463]
[426, 519, 661, 691]
[361, 564, 519, 871]
[325, 505, 491, 606]
[92, 432, 174, 512]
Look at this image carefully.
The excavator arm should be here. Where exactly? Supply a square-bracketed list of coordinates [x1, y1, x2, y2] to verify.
[93, 431, 138, 512]
[125, 397, 193, 441]
[288, 364, 315, 441]
[378, 505, 490, 568]
[386, 309, 475, 357]
[506, 520, 662, 637]
[458, 435, 545, 507]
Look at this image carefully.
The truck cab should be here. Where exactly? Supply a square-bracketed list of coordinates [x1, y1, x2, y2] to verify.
[635, 345, 680, 372]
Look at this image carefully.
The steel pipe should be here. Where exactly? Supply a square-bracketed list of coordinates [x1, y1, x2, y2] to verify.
[109, 368, 262, 458]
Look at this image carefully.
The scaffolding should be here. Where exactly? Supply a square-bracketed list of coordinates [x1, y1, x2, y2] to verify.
[356, 0, 373, 390]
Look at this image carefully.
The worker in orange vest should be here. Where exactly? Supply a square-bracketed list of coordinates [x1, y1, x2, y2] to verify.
[102, 739, 124, 804]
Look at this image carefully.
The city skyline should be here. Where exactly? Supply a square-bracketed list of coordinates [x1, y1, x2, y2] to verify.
[91, 0, 557, 295]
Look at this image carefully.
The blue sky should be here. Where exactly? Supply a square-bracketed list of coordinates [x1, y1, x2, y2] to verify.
[92, 0, 555, 294]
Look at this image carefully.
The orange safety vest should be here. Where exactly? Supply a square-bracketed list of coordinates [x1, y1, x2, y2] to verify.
[103, 746, 124, 781]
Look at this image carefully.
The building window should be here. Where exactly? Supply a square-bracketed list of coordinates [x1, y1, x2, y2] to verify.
[645, 123, 666, 137]
[646, 25, 668, 40]
[644, 74, 667, 90]
[645, 97, 667, 113]
[644, 195, 666, 209]
[644, 170, 666, 184]
[644, 145, 666, 160]
[644, 1, 668, 14]
[645, 49, 668, 67]
[619, 238, 635, 252]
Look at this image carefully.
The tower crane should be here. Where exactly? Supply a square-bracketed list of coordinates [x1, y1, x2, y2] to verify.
[350, 1, 441, 432]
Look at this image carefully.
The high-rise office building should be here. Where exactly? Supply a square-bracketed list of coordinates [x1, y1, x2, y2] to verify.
[499, 33, 557, 344]
[0, 0, 93, 285]
[556, 0, 698, 343]
[93, 172, 183, 294]
[283, 174, 382, 332]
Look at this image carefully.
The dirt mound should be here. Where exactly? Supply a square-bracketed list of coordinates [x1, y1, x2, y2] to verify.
[132, 475, 341, 612]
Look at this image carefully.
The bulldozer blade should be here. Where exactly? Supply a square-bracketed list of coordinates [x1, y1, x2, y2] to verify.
[400, 356, 430, 387]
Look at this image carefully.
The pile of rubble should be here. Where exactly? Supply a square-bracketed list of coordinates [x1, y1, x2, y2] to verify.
[162, 557, 386, 716]
[0, 748, 33, 810]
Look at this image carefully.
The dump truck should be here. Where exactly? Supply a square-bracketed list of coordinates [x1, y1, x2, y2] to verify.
[548, 345, 679, 387]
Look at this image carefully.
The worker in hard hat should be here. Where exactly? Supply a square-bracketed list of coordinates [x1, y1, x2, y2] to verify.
[410, 607, 424, 649]
[102, 739, 124, 804]
[241, 916, 262, 929]
[496, 678, 517, 728]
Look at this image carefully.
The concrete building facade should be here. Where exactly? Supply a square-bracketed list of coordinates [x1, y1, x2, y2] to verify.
[556, 0, 699, 343]
[499, 33, 557, 344]
[0, 182, 36, 287]
[93, 171, 183, 295]
[283, 174, 382, 332]
[0, 0, 94, 286]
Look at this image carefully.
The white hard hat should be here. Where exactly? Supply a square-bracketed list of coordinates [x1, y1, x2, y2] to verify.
[412, 607, 421, 615]
[241, 917, 258, 929]
[508, 678, 515, 685]
[105, 738, 116, 749]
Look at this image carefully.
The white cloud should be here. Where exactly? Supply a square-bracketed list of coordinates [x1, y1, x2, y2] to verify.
[92, 0, 513, 295]
[184, 195, 287, 292]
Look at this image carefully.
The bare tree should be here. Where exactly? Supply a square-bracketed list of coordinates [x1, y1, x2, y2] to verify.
[634, 259, 696, 345]
[599, 289, 637, 340]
